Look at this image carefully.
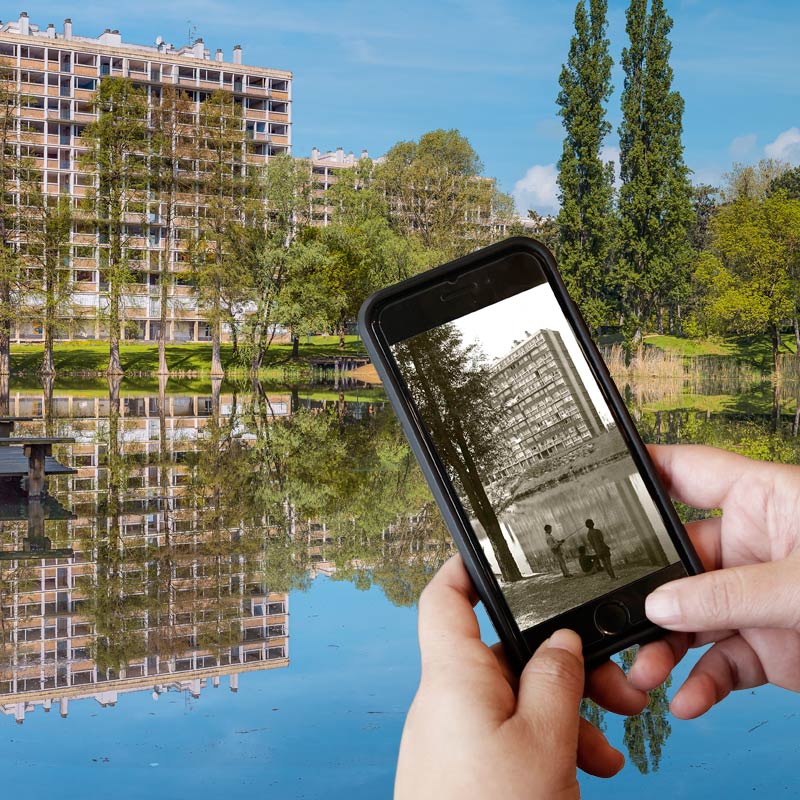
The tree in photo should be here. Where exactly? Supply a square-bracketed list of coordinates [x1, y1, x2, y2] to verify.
[80, 77, 149, 376]
[556, 0, 615, 333]
[191, 90, 255, 377]
[395, 325, 523, 582]
[617, 0, 693, 345]
[148, 85, 196, 377]
[693, 194, 800, 371]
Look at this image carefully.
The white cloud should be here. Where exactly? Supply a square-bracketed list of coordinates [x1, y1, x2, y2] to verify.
[729, 133, 757, 159]
[765, 127, 800, 164]
[512, 163, 559, 215]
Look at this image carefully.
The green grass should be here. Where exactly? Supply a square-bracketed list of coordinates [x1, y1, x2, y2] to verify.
[645, 333, 798, 371]
[11, 336, 367, 376]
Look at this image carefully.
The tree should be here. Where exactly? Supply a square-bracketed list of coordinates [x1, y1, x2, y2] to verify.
[372, 129, 496, 256]
[149, 85, 195, 377]
[80, 77, 149, 376]
[0, 57, 26, 377]
[693, 195, 800, 370]
[17, 160, 73, 376]
[240, 152, 310, 370]
[395, 325, 523, 582]
[617, 0, 694, 344]
[723, 158, 789, 202]
[191, 91, 255, 377]
[556, 0, 615, 332]
[769, 164, 800, 200]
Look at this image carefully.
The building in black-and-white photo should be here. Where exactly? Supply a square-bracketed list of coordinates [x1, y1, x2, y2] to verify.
[489, 329, 605, 480]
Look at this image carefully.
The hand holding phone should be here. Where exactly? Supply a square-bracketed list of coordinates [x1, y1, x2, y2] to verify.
[360, 237, 702, 669]
[395, 555, 650, 799]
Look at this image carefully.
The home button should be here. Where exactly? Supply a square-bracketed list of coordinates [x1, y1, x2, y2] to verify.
[593, 601, 629, 636]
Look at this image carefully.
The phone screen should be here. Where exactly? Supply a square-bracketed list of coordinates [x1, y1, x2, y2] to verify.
[390, 278, 681, 632]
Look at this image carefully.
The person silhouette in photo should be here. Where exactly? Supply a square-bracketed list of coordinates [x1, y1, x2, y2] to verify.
[577, 544, 601, 574]
[544, 524, 571, 578]
[585, 519, 616, 579]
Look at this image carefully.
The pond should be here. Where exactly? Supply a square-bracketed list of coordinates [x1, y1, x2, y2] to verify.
[0, 370, 799, 798]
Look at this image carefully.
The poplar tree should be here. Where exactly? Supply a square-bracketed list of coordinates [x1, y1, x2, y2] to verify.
[556, 0, 615, 333]
[617, 0, 693, 344]
[80, 77, 149, 376]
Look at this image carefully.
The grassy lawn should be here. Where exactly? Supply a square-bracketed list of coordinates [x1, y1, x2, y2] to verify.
[645, 333, 798, 370]
[11, 336, 367, 376]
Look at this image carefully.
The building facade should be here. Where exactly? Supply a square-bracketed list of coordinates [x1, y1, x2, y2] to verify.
[0, 12, 291, 344]
[490, 328, 605, 479]
[308, 147, 378, 225]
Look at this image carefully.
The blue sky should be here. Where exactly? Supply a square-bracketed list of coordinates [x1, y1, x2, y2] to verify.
[11, 0, 800, 214]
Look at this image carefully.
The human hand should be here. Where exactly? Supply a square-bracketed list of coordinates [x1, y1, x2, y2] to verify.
[395, 556, 648, 799]
[630, 444, 800, 719]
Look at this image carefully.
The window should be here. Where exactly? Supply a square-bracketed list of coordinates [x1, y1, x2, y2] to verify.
[75, 52, 97, 67]
[75, 77, 97, 91]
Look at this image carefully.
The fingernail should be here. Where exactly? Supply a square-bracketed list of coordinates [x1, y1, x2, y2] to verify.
[646, 589, 681, 624]
[547, 629, 582, 657]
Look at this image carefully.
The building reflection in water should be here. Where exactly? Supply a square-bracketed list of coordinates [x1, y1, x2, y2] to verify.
[0, 388, 290, 724]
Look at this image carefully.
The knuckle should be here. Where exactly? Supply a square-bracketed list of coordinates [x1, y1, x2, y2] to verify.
[527, 648, 583, 689]
[699, 572, 743, 624]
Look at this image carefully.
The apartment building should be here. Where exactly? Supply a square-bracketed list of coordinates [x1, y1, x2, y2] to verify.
[490, 329, 606, 479]
[0, 12, 292, 343]
[308, 147, 378, 225]
[0, 389, 290, 723]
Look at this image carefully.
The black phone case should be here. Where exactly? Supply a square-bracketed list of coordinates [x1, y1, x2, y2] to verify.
[358, 236, 704, 671]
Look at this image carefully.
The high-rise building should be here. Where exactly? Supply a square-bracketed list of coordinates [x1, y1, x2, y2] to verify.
[490, 329, 605, 479]
[0, 13, 292, 343]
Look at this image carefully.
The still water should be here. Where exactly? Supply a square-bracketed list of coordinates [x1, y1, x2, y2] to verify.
[0, 374, 799, 798]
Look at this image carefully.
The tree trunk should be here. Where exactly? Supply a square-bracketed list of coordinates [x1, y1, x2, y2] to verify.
[0, 372, 8, 416]
[42, 322, 55, 377]
[339, 321, 346, 349]
[158, 274, 169, 377]
[0, 284, 10, 376]
[107, 285, 123, 377]
[211, 316, 223, 377]
[656, 307, 664, 335]
[291, 334, 300, 359]
[794, 317, 800, 355]
[771, 325, 781, 374]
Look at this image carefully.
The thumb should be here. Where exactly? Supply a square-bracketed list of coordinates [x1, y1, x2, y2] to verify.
[515, 630, 585, 746]
[646, 558, 800, 632]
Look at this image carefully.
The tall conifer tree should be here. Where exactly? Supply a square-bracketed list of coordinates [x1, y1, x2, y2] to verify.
[617, 0, 693, 344]
[556, 0, 615, 333]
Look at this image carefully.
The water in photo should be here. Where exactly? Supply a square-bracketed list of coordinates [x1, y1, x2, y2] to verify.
[392, 281, 680, 631]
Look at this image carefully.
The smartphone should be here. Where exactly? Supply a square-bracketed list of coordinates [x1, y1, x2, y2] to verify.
[358, 237, 703, 671]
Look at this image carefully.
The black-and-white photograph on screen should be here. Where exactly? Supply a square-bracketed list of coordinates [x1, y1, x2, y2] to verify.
[393, 281, 680, 631]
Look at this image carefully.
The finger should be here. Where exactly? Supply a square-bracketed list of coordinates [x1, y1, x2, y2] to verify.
[685, 517, 722, 571]
[490, 641, 519, 690]
[587, 659, 648, 716]
[648, 444, 756, 510]
[515, 630, 584, 748]
[646, 558, 800, 632]
[577, 717, 625, 778]
[417, 556, 482, 675]
[628, 633, 690, 691]
[669, 635, 767, 720]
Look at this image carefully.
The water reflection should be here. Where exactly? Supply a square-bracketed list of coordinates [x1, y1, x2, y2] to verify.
[2, 366, 800, 785]
[0, 380, 449, 725]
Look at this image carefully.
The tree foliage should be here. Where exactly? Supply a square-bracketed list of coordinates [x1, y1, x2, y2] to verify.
[556, 0, 615, 332]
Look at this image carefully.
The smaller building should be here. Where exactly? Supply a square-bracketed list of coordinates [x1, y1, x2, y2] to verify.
[490, 329, 605, 479]
[308, 147, 382, 225]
